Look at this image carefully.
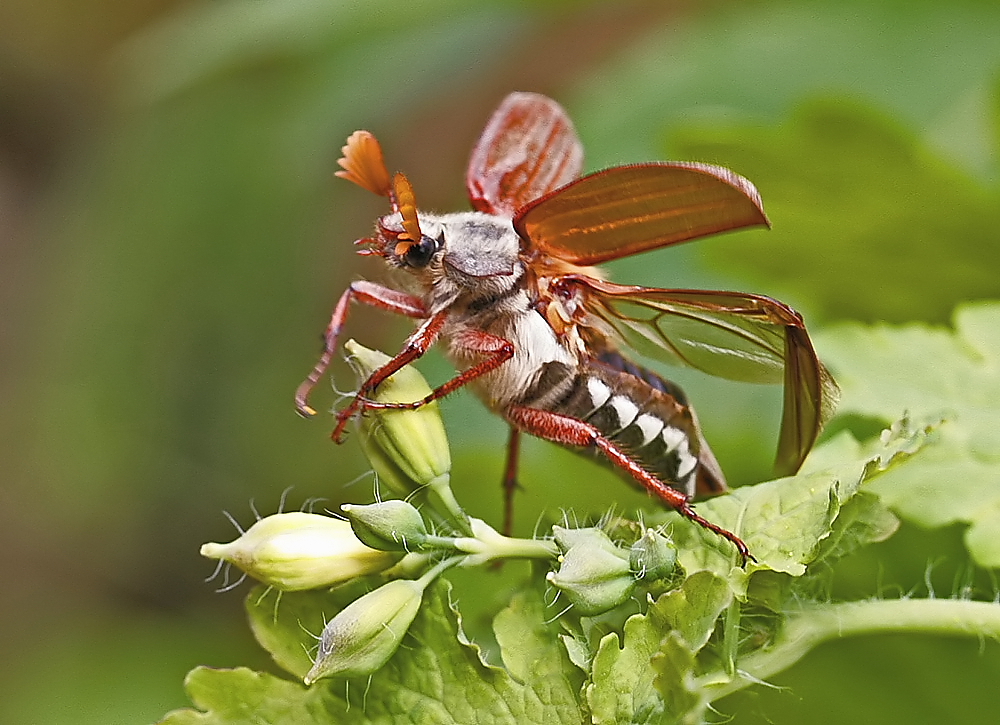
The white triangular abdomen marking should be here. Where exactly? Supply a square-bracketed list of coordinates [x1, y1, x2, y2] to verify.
[635, 413, 665, 446]
[609, 396, 639, 430]
[661, 426, 685, 450]
[586, 377, 612, 410]
[662, 425, 698, 479]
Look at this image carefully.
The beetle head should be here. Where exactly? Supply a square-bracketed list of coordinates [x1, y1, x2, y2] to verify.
[336, 130, 521, 300]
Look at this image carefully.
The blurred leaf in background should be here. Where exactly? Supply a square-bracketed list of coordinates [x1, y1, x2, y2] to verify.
[672, 95, 1000, 324]
[1, 0, 999, 723]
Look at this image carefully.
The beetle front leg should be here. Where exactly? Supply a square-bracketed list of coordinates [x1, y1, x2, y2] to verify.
[335, 325, 515, 442]
[295, 281, 427, 418]
[358, 328, 515, 412]
[331, 311, 447, 442]
[506, 405, 754, 565]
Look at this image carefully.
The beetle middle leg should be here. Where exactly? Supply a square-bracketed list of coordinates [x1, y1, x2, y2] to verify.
[500, 428, 522, 536]
[295, 280, 427, 418]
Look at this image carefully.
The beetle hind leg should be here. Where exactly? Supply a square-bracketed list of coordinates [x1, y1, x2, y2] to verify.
[505, 405, 753, 565]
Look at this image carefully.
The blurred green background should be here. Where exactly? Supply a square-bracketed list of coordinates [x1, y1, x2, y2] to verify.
[2, 0, 998, 723]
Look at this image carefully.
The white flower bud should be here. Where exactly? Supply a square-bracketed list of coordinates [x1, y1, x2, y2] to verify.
[201, 512, 400, 591]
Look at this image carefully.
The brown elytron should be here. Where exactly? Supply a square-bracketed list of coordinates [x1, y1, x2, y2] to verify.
[296, 92, 838, 563]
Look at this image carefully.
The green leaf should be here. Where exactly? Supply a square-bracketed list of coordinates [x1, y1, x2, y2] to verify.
[657, 463, 863, 588]
[650, 635, 700, 724]
[159, 667, 329, 725]
[817, 301, 1000, 567]
[587, 611, 668, 724]
[650, 417, 925, 590]
[492, 589, 586, 719]
[184, 581, 583, 724]
[350, 581, 583, 724]
[585, 573, 730, 725]
[649, 571, 733, 652]
[811, 490, 900, 565]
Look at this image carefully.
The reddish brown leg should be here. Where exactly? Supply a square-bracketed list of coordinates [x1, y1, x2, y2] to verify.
[502, 428, 522, 536]
[333, 323, 515, 442]
[295, 281, 427, 417]
[506, 406, 754, 565]
[331, 312, 446, 441]
[358, 328, 515, 412]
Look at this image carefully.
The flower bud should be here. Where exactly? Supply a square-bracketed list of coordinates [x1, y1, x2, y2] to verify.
[303, 578, 424, 683]
[552, 525, 627, 557]
[345, 340, 451, 494]
[200, 512, 400, 591]
[354, 429, 427, 501]
[629, 528, 678, 581]
[346, 341, 470, 534]
[547, 527, 636, 616]
[341, 500, 428, 552]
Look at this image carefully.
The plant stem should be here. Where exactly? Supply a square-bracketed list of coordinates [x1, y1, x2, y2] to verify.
[416, 555, 463, 588]
[452, 518, 560, 565]
[418, 520, 559, 564]
[422, 473, 473, 535]
[454, 534, 560, 563]
[701, 598, 1000, 701]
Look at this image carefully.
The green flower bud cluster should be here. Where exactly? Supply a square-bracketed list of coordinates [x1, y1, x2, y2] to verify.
[299, 502, 560, 684]
[547, 526, 635, 616]
[547, 526, 680, 616]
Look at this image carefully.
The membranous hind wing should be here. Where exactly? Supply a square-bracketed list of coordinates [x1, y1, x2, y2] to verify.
[562, 276, 838, 476]
[467, 92, 584, 216]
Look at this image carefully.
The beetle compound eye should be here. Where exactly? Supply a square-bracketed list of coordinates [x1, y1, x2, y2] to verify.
[403, 235, 438, 268]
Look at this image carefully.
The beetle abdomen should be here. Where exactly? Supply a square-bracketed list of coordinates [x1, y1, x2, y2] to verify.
[517, 354, 716, 498]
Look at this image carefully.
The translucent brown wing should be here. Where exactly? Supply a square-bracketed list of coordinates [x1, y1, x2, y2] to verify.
[466, 92, 584, 216]
[514, 163, 769, 265]
[561, 275, 838, 475]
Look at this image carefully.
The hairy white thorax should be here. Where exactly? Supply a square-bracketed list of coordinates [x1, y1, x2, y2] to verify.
[444, 297, 578, 410]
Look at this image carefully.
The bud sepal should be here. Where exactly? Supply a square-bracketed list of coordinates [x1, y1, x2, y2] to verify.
[341, 500, 428, 551]
[629, 528, 679, 581]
